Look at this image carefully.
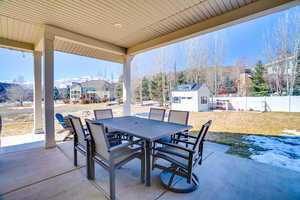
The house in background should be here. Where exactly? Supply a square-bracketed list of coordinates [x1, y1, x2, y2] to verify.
[70, 80, 114, 104]
[171, 83, 210, 112]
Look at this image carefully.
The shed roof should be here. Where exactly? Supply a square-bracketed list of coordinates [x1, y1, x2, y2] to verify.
[173, 83, 204, 91]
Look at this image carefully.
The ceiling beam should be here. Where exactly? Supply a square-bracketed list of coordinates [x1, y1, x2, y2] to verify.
[0, 37, 34, 52]
[45, 25, 126, 56]
[128, 0, 300, 55]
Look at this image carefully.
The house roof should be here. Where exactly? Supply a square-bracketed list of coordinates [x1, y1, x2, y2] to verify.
[70, 79, 111, 90]
[173, 83, 203, 91]
[0, 0, 298, 63]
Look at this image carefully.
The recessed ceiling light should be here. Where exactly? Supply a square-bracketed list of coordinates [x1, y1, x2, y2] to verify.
[114, 23, 122, 28]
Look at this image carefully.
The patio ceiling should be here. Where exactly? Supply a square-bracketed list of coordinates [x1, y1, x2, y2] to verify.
[0, 0, 299, 63]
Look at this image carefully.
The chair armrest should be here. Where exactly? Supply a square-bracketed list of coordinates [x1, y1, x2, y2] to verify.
[155, 140, 195, 154]
[154, 147, 189, 159]
[172, 138, 195, 145]
[108, 139, 143, 153]
[85, 135, 92, 142]
[177, 132, 197, 139]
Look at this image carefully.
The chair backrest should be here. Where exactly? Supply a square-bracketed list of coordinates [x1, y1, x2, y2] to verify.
[63, 116, 74, 131]
[168, 110, 189, 125]
[55, 113, 67, 129]
[85, 119, 110, 160]
[193, 120, 212, 155]
[68, 115, 87, 146]
[149, 108, 165, 121]
[94, 109, 113, 120]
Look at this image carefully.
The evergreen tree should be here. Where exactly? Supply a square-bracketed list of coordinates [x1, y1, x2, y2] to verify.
[64, 86, 70, 99]
[250, 60, 269, 96]
[150, 74, 160, 101]
[134, 86, 141, 102]
[141, 77, 150, 100]
[176, 72, 187, 86]
[116, 76, 123, 103]
[53, 87, 60, 101]
[224, 76, 235, 94]
[293, 45, 300, 95]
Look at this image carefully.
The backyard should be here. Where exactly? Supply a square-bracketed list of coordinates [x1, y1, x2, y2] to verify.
[1, 103, 299, 137]
[1, 103, 300, 172]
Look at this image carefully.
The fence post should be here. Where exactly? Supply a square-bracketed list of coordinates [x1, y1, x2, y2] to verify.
[288, 95, 291, 112]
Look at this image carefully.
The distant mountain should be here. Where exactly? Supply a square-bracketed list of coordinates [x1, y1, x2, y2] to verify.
[54, 76, 115, 88]
[0, 76, 116, 89]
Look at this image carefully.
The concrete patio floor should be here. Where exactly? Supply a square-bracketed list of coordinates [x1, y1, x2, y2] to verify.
[0, 141, 299, 200]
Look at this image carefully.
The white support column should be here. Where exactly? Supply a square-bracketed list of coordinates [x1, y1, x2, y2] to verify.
[33, 51, 43, 134]
[123, 55, 133, 116]
[43, 36, 56, 148]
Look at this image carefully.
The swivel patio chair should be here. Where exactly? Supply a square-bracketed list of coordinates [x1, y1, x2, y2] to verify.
[148, 108, 165, 121]
[68, 115, 93, 179]
[153, 120, 212, 193]
[85, 119, 145, 200]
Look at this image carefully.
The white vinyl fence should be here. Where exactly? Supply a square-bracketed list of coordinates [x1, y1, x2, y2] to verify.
[211, 96, 300, 112]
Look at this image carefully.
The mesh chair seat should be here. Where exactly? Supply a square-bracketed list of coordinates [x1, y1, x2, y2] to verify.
[155, 145, 191, 169]
[94, 145, 142, 165]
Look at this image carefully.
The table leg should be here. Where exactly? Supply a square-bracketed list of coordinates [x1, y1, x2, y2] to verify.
[144, 140, 152, 186]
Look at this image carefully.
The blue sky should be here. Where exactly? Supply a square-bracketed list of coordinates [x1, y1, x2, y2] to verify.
[0, 5, 299, 82]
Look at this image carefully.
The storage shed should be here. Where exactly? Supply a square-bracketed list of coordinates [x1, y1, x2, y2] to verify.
[171, 83, 210, 112]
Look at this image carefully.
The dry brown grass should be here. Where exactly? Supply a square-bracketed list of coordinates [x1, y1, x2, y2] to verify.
[1, 103, 300, 137]
[189, 111, 300, 136]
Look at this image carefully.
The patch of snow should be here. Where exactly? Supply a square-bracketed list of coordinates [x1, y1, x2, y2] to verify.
[9, 107, 32, 110]
[244, 135, 300, 172]
[251, 152, 300, 172]
[282, 129, 300, 136]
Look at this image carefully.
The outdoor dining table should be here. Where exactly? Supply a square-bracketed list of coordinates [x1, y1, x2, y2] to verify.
[93, 116, 193, 186]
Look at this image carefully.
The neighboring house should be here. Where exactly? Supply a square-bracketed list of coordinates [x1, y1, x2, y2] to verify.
[237, 69, 252, 96]
[171, 83, 210, 112]
[70, 80, 114, 103]
[265, 54, 296, 80]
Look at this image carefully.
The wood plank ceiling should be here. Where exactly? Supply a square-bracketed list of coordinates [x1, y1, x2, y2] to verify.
[0, 0, 294, 63]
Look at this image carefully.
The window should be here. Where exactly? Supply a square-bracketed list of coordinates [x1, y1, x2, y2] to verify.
[201, 96, 208, 104]
[181, 97, 186, 99]
[187, 97, 192, 100]
[172, 97, 181, 103]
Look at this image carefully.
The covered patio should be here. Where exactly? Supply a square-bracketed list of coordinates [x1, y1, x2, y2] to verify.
[1, 141, 299, 200]
[0, 0, 299, 148]
[1, 0, 300, 199]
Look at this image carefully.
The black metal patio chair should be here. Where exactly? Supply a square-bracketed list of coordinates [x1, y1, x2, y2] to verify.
[152, 120, 212, 193]
[94, 108, 114, 120]
[85, 119, 145, 200]
[68, 115, 93, 179]
[148, 107, 166, 121]
[93, 109, 124, 143]
[159, 110, 189, 143]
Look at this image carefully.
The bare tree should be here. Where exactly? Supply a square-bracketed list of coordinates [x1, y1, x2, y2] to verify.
[7, 84, 26, 106]
[210, 31, 226, 95]
[263, 10, 300, 95]
[185, 36, 209, 84]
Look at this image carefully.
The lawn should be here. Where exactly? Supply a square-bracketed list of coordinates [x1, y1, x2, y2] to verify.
[1, 103, 300, 137]
[189, 111, 300, 136]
